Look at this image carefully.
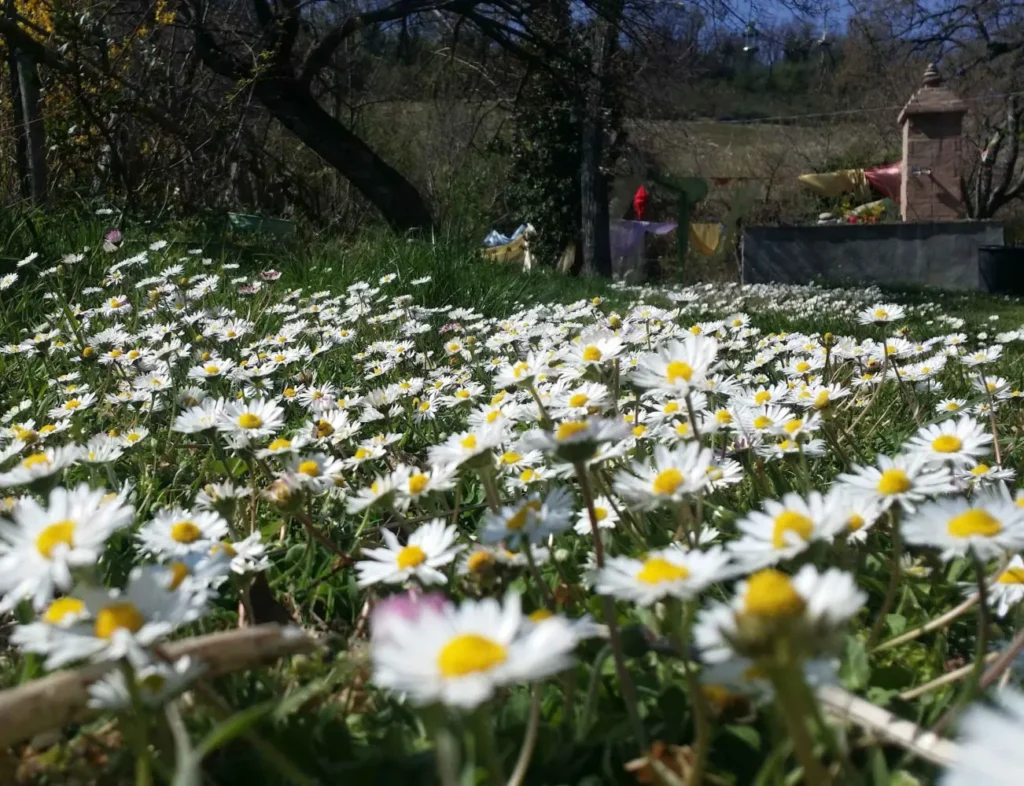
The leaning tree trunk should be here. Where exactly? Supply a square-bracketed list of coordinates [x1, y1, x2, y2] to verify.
[5, 45, 28, 199]
[251, 76, 432, 232]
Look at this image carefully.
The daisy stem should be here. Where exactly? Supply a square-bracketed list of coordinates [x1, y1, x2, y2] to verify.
[420, 705, 460, 786]
[575, 460, 648, 752]
[119, 662, 154, 786]
[865, 509, 902, 650]
[766, 663, 831, 786]
[471, 703, 506, 785]
[979, 370, 1003, 466]
[577, 645, 612, 742]
[507, 685, 541, 786]
[676, 603, 711, 786]
[477, 466, 501, 513]
[524, 541, 557, 610]
[685, 393, 702, 441]
[526, 384, 552, 430]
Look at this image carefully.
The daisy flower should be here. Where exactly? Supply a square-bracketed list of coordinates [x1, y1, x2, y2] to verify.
[857, 303, 906, 324]
[837, 453, 955, 513]
[480, 487, 574, 545]
[632, 335, 719, 393]
[371, 592, 577, 708]
[904, 416, 992, 468]
[172, 398, 223, 433]
[287, 452, 346, 493]
[941, 689, 1024, 786]
[729, 491, 842, 570]
[47, 391, 97, 421]
[524, 417, 631, 463]
[256, 434, 310, 458]
[694, 566, 865, 664]
[936, 398, 968, 416]
[393, 464, 455, 510]
[593, 545, 733, 605]
[207, 532, 270, 575]
[0, 484, 134, 611]
[216, 397, 285, 442]
[356, 520, 463, 587]
[613, 443, 713, 510]
[573, 495, 620, 534]
[427, 424, 506, 470]
[567, 329, 623, 367]
[0, 443, 83, 487]
[87, 656, 204, 711]
[33, 565, 201, 669]
[901, 491, 1024, 560]
[958, 463, 1016, 488]
[137, 507, 230, 559]
[986, 555, 1024, 617]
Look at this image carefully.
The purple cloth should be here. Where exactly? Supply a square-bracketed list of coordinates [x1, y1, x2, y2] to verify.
[610, 220, 677, 259]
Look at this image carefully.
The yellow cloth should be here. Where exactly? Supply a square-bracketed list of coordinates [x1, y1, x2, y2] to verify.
[690, 223, 721, 256]
[798, 169, 870, 199]
[482, 235, 528, 265]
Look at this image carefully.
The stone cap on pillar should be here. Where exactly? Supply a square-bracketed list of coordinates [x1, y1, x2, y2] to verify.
[898, 63, 967, 124]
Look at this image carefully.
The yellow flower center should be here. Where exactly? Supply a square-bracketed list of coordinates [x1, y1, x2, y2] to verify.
[460, 434, 478, 450]
[237, 413, 263, 429]
[36, 520, 75, 558]
[126, 432, 142, 443]
[666, 360, 693, 383]
[512, 361, 529, 378]
[110, 349, 123, 358]
[594, 507, 609, 521]
[814, 391, 830, 409]
[877, 468, 911, 495]
[569, 393, 589, 408]
[998, 567, 1024, 584]
[742, 569, 806, 618]
[529, 609, 554, 622]
[632, 425, 647, 437]
[652, 468, 684, 496]
[456, 390, 471, 399]
[771, 510, 814, 549]
[354, 447, 370, 460]
[501, 451, 522, 465]
[315, 420, 334, 438]
[82, 346, 95, 358]
[783, 419, 803, 435]
[664, 402, 680, 414]
[64, 399, 82, 410]
[39, 424, 56, 435]
[43, 597, 85, 625]
[94, 602, 145, 639]
[970, 464, 990, 476]
[874, 309, 888, 319]
[520, 468, 536, 482]
[171, 521, 202, 543]
[931, 435, 962, 453]
[947, 509, 1002, 538]
[716, 409, 732, 424]
[22, 453, 51, 472]
[166, 562, 191, 590]
[507, 500, 542, 531]
[795, 361, 811, 373]
[268, 438, 292, 451]
[583, 345, 603, 362]
[437, 634, 508, 677]
[408, 474, 429, 495]
[636, 556, 690, 584]
[467, 551, 494, 573]
[397, 545, 426, 569]
[754, 391, 771, 405]
[848, 514, 865, 532]
[204, 364, 220, 374]
[298, 460, 320, 476]
[210, 541, 237, 558]
[109, 298, 121, 309]
[555, 421, 588, 441]
[753, 415, 773, 430]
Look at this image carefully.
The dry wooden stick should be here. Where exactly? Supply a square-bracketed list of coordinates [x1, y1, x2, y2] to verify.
[816, 685, 959, 767]
[0, 623, 316, 749]
[899, 651, 1000, 701]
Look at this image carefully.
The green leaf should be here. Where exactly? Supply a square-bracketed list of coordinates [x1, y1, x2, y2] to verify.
[886, 613, 907, 636]
[840, 637, 870, 690]
[193, 700, 277, 761]
[725, 723, 761, 751]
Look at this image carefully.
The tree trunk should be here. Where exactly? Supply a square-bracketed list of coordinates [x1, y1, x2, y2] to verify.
[15, 51, 46, 204]
[578, 4, 623, 277]
[251, 76, 432, 232]
[6, 46, 28, 199]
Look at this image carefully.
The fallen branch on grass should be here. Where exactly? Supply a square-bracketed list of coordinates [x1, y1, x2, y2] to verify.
[817, 684, 959, 767]
[0, 623, 316, 749]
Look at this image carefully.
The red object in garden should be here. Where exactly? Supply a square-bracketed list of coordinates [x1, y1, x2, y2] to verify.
[864, 162, 902, 201]
[633, 185, 649, 219]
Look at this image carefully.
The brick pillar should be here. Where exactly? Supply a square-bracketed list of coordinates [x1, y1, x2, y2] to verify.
[898, 63, 967, 221]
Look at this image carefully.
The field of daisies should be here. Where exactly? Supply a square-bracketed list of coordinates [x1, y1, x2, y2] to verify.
[2, 236, 1024, 785]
